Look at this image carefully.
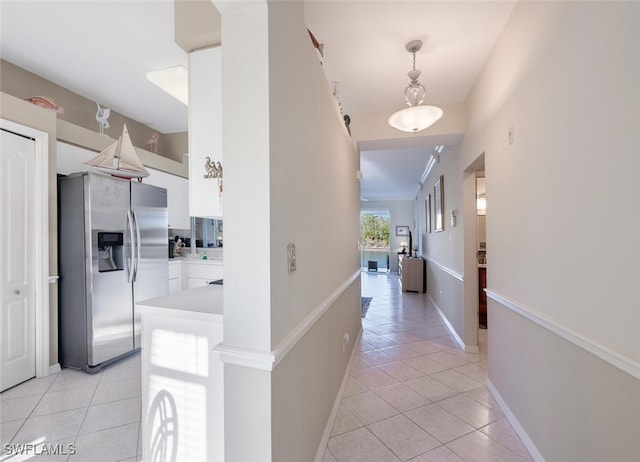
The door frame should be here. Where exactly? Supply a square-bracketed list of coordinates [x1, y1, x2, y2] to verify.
[1, 118, 51, 378]
[462, 153, 485, 351]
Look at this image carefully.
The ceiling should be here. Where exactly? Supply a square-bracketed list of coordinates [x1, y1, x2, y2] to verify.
[0, 0, 515, 200]
[0, 0, 188, 134]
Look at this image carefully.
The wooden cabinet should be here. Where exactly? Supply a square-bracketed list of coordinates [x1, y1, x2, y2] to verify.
[478, 267, 487, 328]
[189, 46, 223, 218]
[399, 255, 425, 293]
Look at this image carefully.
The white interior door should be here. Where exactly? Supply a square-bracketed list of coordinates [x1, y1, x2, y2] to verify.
[1, 128, 36, 391]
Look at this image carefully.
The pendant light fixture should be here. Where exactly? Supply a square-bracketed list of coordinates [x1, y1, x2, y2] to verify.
[388, 40, 443, 133]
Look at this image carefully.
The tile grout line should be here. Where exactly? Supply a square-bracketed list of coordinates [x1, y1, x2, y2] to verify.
[70, 368, 105, 462]
[327, 274, 527, 461]
[76, 361, 142, 461]
[5, 371, 60, 448]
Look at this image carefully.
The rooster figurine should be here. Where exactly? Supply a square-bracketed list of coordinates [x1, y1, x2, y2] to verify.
[204, 156, 214, 178]
[204, 157, 223, 179]
[95, 102, 110, 134]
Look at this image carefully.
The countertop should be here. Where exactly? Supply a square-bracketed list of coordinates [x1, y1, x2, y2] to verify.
[169, 256, 223, 264]
[137, 284, 223, 322]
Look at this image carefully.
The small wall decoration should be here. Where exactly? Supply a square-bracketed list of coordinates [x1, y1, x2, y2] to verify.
[307, 28, 324, 61]
[434, 175, 444, 232]
[204, 157, 223, 179]
[344, 114, 351, 135]
[26, 96, 64, 117]
[425, 194, 432, 234]
[396, 225, 410, 236]
[204, 157, 223, 208]
[95, 102, 110, 134]
[145, 133, 159, 154]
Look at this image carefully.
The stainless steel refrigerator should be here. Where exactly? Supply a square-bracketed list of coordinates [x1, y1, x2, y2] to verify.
[58, 172, 168, 372]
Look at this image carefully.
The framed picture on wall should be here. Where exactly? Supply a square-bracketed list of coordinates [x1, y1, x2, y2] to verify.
[434, 176, 444, 232]
[425, 194, 432, 234]
[396, 225, 410, 236]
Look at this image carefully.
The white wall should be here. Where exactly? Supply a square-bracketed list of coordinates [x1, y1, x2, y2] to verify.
[460, 2, 640, 459]
[416, 147, 464, 274]
[361, 200, 414, 273]
[414, 146, 469, 349]
[215, 2, 361, 460]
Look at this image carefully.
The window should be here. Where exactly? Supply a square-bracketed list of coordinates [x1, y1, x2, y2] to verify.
[360, 211, 390, 270]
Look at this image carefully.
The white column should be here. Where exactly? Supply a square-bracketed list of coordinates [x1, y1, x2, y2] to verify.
[212, 2, 273, 460]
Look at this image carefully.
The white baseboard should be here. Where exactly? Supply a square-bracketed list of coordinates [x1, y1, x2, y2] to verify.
[427, 294, 478, 353]
[464, 343, 480, 354]
[486, 379, 545, 462]
[48, 363, 61, 375]
[314, 327, 363, 462]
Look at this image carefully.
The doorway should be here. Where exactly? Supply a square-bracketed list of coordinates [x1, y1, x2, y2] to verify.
[476, 175, 487, 329]
[360, 211, 390, 272]
[0, 119, 51, 391]
[462, 154, 486, 352]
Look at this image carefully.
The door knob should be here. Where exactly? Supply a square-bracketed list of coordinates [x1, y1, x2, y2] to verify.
[13, 290, 20, 295]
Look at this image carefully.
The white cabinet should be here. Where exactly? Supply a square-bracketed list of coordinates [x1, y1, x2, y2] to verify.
[168, 260, 223, 291]
[184, 260, 223, 289]
[138, 287, 224, 461]
[169, 279, 181, 293]
[188, 46, 223, 218]
[144, 168, 190, 229]
[168, 261, 183, 294]
[56, 141, 94, 174]
[57, 141, 190, 230]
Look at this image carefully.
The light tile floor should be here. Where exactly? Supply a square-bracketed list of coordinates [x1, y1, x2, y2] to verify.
[2, 272, 532, 462]
[1, 352, 142, 462]
[322, 272, 532, 462]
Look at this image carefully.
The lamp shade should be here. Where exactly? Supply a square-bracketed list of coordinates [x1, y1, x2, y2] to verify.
[388, 105, 444, 133]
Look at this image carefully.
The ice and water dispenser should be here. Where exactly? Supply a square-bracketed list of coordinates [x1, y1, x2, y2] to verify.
[97, 232, 124, 272]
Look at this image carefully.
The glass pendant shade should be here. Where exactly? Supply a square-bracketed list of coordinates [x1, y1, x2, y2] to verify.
[388, 40, 443, 133]
[388, 105, 444, 133]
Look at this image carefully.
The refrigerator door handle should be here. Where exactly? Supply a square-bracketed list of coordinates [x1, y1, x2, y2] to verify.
[132, 209, 142, 282]
[126, 210, 135, 284]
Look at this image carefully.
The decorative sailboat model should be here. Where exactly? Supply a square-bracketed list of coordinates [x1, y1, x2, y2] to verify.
[84, 124, 149, 179]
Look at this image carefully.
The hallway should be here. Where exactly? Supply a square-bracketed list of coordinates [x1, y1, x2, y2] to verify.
[323, 272, 531, 461]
